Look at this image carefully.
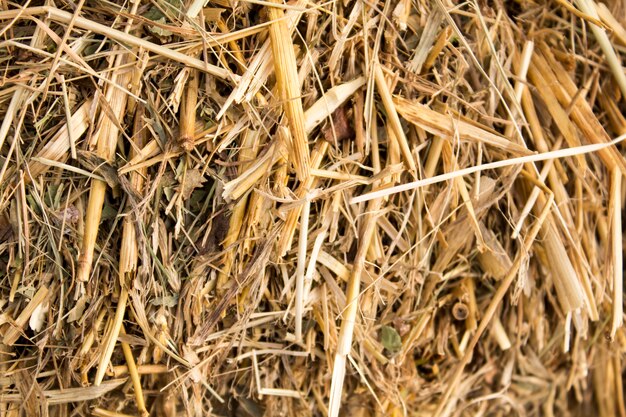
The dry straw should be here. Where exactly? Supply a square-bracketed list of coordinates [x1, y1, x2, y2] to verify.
[1, 0, 626, 416]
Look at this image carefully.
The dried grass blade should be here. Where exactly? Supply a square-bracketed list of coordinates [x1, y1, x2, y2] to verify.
[393, 96, 532, 155]
[0, 379, 126, 404]
[304, 77, 366, 134]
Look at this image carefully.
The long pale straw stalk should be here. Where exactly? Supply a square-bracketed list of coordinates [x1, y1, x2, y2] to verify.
[294, 194, 311, 342]
[351, 134, 626, 204]
[610, 169, 623, 339]
[328, 193, 385, 417]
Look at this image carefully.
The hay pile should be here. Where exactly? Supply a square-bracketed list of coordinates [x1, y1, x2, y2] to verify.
[1, 0, 626, 415]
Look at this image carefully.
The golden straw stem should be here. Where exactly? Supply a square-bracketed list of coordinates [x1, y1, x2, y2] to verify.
[76, 53, 133, 283]
[179, 69, 199, 152]
[120, 325, 148, 417]
[267, 0, 310, 180]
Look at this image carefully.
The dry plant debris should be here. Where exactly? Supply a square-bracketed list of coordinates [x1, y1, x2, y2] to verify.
[2, 0, 626, 416]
